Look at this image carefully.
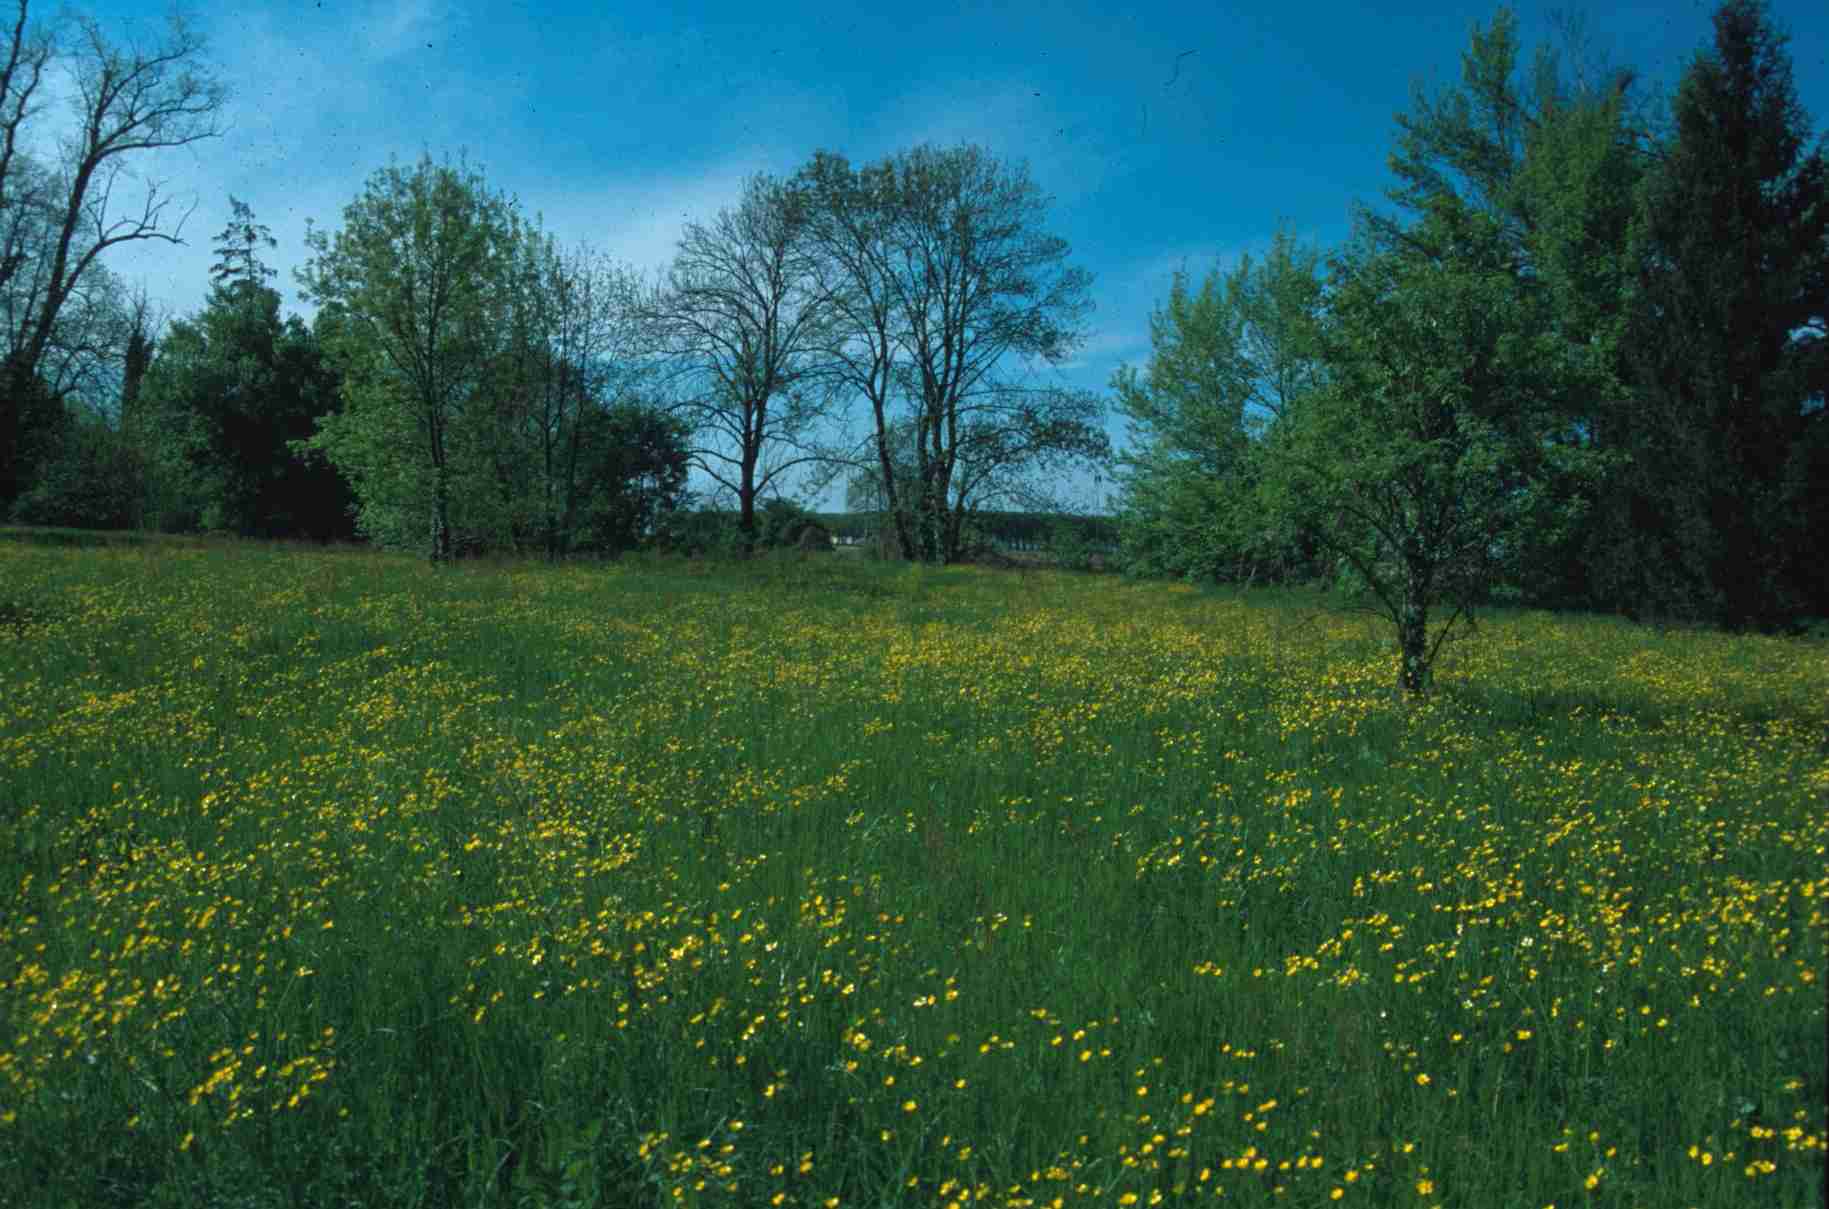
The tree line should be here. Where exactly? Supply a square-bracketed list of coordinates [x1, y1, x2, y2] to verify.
[0, 0, 1110, 562]
[1112, 0, 1825, 693]
[0, 0, 1822, 694]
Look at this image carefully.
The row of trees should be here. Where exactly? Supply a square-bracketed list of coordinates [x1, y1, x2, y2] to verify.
[12, 177, 695, 558]
[10, 140, 1111, 563]
[1112, 0, 1826, 692]
[279, 141, 1108, 563]
[3, 0, 1820, 698]
[0, 1, 1110, 560]
[620, 146, 1110, 562]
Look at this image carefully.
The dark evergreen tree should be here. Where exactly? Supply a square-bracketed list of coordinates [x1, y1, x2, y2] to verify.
[136, 283, 357, 541]
[1612, 0, 1828, 630]
[210, 196, 279, 301]
[119, 294, 160, 434]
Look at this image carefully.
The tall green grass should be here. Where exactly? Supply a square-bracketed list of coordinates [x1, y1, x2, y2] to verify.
[1, 539, 1823, 1208]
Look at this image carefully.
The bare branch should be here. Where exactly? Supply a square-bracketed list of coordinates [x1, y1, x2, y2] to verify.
[4, 6, 226, 392]
[0, 0, 50, 294]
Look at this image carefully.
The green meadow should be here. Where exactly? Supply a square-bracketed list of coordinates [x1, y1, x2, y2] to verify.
[0, 537, 1823, 1208]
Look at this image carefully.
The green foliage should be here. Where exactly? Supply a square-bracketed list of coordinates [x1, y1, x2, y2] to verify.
[210, 195, 279, 296]
[6, 404, 144, 531]
[297, 364, 477, 554]
[1110, 225, 1329, 585]
[296, 159, 679, 567]
[1255, 197, 1619, 697]
[134, 279, 356, 542]
[569, 404, 692, 558]
[649, 503, 748, 559]
[0, 362, 72, 518]
[1500, 62, 1661, 614]
[1108, 1, 1829, 662]
[1362, 5, 1674, 621]
[294, 152, 522, 562]
[1044, 515, 1107, 572]
[754, 496, 819, 550]
[649, 498, 836, 561]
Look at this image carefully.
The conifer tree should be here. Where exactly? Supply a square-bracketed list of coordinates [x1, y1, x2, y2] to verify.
[1616, 0, 1828, 629]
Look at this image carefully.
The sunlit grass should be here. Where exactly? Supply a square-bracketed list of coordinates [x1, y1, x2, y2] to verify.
[1, 538, 1823, 1208]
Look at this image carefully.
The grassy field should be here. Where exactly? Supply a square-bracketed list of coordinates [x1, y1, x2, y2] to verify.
[0, 537, 1823, 1208]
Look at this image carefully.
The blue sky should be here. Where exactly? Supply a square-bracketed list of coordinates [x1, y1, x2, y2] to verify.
[31, 0, 1829, 514]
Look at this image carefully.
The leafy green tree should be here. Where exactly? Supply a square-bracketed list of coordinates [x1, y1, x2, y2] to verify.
[464, 230, 565, 558]
[1363, 5, 1670, 613]
[293, 152, 520, 561]
[1254, 199, 1617, 699]
[1609, 0, 1827, 630]
[1111, 225, 1329, 584]
[572, 401, 691, 556]
[1504, 72, 1660, 609]
[469, 229, 663, 560]
[1371, 6, 1662, 249]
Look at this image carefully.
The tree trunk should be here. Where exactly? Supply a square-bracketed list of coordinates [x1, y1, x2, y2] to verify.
[1396, 590, 1432, 699]
[890, 503, 916, 561]
[430, 461, 454, 563]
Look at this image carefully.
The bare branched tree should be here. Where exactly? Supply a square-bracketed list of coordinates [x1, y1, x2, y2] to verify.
[793, 144, 1108, 564]
[644, 171, 838, 550]
[14, 9, 226, 378]
[0, 1, 227, 507]
[0, 0, 52, 297]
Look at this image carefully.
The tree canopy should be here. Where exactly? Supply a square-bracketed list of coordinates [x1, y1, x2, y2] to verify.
[1110, 225, 1329, 585]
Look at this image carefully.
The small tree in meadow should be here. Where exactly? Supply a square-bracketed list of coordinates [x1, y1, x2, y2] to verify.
[1251, 198, 1618, 699]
